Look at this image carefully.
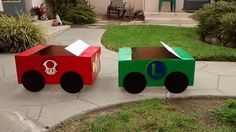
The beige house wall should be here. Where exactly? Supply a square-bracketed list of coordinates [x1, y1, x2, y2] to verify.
[31, 0, 45, 7]
[90, 0, 143, 15]
[25, 0, 44, 15]
[144, 0, 184, 12]
[0, 0, 3, 11]
[90, 0, 185, 14]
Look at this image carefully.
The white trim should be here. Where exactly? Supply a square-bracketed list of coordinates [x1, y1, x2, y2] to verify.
[2, 0, 21, 3]
[0, 0, 3, 11]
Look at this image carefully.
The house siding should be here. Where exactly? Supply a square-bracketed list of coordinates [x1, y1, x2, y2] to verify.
[2, 0, 26, 15]
[144, 0, 184, 12]
[90, 0, 143, 14]
[90, 0, 193, 14]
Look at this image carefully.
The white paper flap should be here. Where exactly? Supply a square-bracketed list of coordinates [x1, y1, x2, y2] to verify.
[65, 40, 89, 56]
[160, 41, 181, 59]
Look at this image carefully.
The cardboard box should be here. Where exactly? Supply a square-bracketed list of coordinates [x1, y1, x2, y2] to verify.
[15, 40, 101, 93]
[118, 42, 195, 94]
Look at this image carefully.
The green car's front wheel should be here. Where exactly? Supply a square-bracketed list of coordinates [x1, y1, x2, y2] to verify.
[123, 72, 147, 94]
[165, 72, 189, 93]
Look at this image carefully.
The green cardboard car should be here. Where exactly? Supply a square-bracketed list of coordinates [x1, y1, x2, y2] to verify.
[118, 42, 195, 94]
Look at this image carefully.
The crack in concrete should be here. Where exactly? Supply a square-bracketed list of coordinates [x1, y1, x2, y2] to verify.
[77, 98, 100, 107]
[37, 106, 43, 121]
[216, 75, 220, 90]
[216, 89, 225, 96]
[99, 71, 118, 77]
[216, 75, 235, 91]
[199, 63, 208, 70]
[1, 65, 5, 78]
[200, 69, 222, 76]
[42, 98, 78, 106]
[76, 91, 81, 99]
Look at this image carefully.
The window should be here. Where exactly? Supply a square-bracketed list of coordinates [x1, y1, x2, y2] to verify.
[2, 0, 21, 3]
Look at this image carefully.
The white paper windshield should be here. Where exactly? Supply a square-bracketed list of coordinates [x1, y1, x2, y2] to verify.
[65, 40, 89, 56]
[160, 41, 181, 59]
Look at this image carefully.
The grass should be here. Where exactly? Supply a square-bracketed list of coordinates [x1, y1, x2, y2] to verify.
[52, 98, 236, 132]
[214, 99, 236, 124]
[101, 25, 236, 61]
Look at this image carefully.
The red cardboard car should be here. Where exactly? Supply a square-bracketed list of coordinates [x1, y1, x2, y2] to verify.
[15, 41, 101, 93]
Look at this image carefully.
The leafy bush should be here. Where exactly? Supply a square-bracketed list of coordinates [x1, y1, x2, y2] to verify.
[220, 13, 236, 44]
[214, 99, 236, 124]
[0, 14, 46, 53]
[59, 4, 96, 24]
[61, 20, 74, 25]
[45, 0, 95, 24]
[192, 1, 236, 47]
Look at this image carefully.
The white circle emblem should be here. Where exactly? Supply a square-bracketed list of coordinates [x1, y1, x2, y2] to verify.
[43, 60, 58, 75]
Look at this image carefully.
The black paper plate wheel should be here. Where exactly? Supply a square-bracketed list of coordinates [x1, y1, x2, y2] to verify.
[123, 72, 147, 94]
[165, 72, 189, 93]
[22, 70, 45, 92]
[60, 71, 84, 93]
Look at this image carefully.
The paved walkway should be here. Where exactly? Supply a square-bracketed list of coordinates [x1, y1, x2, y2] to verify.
[0, 29, 236, 131]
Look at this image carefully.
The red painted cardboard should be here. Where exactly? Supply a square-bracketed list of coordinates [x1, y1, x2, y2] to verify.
[15, 45, 101, 85]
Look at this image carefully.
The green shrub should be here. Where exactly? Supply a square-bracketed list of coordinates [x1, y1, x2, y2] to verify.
[220, 13, 236, 44]
[62, 20, 74, 25]
[59, 4, 96, 24]
[45, 0, 95, 24]
[0, 14, 46, 53]
[214, 99, 236, 124]
[192, 1, 236, 46]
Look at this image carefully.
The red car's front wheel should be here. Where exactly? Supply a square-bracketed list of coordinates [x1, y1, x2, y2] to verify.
[60, 71, 84, 93]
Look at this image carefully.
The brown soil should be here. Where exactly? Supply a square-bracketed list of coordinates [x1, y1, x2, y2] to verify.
[84, 98, 227, 125]
[166, 97, 226, 124]
[51, 97, 228, 131]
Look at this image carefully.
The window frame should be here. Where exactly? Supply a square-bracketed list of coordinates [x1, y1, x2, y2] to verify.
[2, 0, 21, 3]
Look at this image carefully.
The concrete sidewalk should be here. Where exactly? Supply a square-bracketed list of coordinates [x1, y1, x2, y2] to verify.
[0, 29, 236, 131]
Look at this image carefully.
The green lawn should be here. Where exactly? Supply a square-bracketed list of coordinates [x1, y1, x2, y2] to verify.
[101, 25, 236, 61]
[52, 98, 236, 132]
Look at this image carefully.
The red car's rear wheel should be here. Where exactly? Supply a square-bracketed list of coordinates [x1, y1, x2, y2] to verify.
[22, 70, 45, 92]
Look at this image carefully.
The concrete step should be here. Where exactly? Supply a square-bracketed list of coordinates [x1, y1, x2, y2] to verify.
[33, 20, 71, 38]
[144, 11, 197, 25]
[47, 25, 71, 38]
[144, 12, 193, 18]
[145, 17, 197, 24]
[33, 20, 53, 27]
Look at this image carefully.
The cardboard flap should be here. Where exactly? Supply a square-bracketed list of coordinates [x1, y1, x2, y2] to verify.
[160, 41, 181, 59]
[65, 40, 89, 56]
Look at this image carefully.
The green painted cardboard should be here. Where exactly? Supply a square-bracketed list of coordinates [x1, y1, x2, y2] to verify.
[118, 43, 195, 87]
